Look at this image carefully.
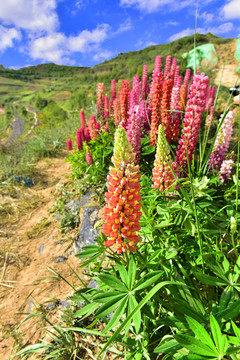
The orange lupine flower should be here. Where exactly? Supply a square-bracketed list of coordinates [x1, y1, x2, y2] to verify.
[102, 127, 142, 254]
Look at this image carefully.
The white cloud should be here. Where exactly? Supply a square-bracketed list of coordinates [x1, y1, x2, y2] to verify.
[120, 0, 173, 12]
[0, 25, 21, 51]
[169, 22, 234, 42]
[165, 20, 179, 26]
[0, 0, 59, 33]
[222, 0, 240, 19]
[29, 24, 112, 63]
[68, 24, 110, 52]
[114, 18, 132, 34]
[93, 49, 115, 61]
[199, 11, 214, 23]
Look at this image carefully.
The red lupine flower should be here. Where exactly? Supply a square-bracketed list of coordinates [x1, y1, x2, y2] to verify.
[111, 79, 116, 103]
[141, 65, 148, 99]
[113, 98, 121, 127]
[97, 83, 105, 122]
[104, 95, 110, 119]
[161, 74, 174, 142]
[80, 109, 86, 128]
[67, 138, 73, 150]
[76, 129, 84, 151]
[102, 127, 142, 254]
[88, 114, 98, 140]
[119, 81, 130, 130]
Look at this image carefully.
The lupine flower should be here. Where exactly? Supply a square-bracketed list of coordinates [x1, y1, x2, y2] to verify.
[152, 125, 175, 191]
[164, 55, 171, 78]
[97, 83, 105, 122]
[179, 69, 191, 111]
[175, 73, 209, 173]
[88, 114, 98, 140]
[173, 66, 180, 86]
[149, 56, 162, 107]
[141, 65, 148, 99]
[161, 74, 174, 142]
[86, 147, 93, 165]
[130, 75, 140, 107]
[127, 100, 145, 163]
[102, 127, 142, 254]
[84, 127, 91, 145]
[76, 128, 84, 151]
[67, 138, 73, 151]
[113, 98, 121, 127]
[149, 71, 164, 146]
[169, 84, 181, 142]
[170, 57, 177, 76]
[208, 111, 234, 171]
[106, 121, 110, 133]
[80, 109, 86, 128]
[119, 81, 130, 129]
[219, 159, 234, 183]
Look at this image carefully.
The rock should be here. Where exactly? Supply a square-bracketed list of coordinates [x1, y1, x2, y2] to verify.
[75, 206, 100, 252]
[27, 298, 34, 313]
[46, 302, 57, 310]
[79, 191, 94, 207]
[54, 256, 68, 263]
[59, 301, 70, 308]
[87, 279, 99, 289]
[39, 243, 44, 254]
[65, 199, 81, 213]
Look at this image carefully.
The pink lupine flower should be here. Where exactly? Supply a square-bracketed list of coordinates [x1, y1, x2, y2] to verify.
[67, 138, 73, 151]
[149, 71, 164, 146]
[149, 56, 162, 107]
[175, 73, 209, 173]
[170, 58, 177, 76]
[127, 100, 146, 163]
[173, 66, 180, 86]
[164, 55, 171, 78]
[106, 121, 110, 133]
[219, 159, 234, 183]
[152, 125, 175, 191]
[80, 109, 86, 128]
[208, 111, 234, 171]
[141, 65, 148, 99]
[102, 127, 142, 254]
[169, 84, 181, 142]
[97, 83, 105, 122]
[86, 147, 93, 165]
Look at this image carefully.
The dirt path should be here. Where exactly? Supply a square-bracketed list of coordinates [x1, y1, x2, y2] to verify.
[0, 157, 88, 359]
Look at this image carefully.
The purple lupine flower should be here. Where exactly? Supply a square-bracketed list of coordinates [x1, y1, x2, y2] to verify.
[208, 111, 234, 171]
[175, 73, 209, 174]
[219, 159, 234, 182]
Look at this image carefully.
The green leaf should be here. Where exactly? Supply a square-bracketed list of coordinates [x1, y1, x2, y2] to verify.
[210, 314, 222, 353]
[95, 294, 126, 318]
[174, 334, 218, 357]
[128, 295, 141, 333]
[98, 280, 185, 358]
[193, 272, 228, 286]
[13, 344, 51, 357]
[186, 317, 216, 352]
[183, 218, 196, 236]
[115, 260, 129, 288]
[133, 271, 163, 291]
[219, 286, 233, 313]
[93, 291, 123, 303]
[216, 299, 240, 322]
[98, 274, 128, 292]
[103, 297, 128, 333]
[154, 340, 182, 354]
[231, 321, 240, 340]
[233, 255, 240, 283]
[128, 255, 136, 290]
[73, 302, 99, 318]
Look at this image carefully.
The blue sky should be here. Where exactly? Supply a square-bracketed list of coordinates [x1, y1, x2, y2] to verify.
[0, 0, 239, 69]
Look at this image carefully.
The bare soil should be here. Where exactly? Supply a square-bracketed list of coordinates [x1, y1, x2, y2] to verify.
[0, 157, 89, 359]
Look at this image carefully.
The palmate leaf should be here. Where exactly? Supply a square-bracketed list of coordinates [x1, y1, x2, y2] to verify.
[219, 286, 233, 313]
[128, 295, 141, 333]
[210, 314, 224, 354]
[93, 291, 122, 303]
[186, 317, 216, 352]
[98, 274, 128, 292]
[73, 302, 99, 319]
[128, 255, 136, 290]
[115, 260, 129, 288]
[233, 255, 240, 283]
[231, 321, 240, 340]
[133, 271, 163, 291]
[154, 340, 182, 354]
[95, 294, 127, 318]
[174, 334, 218, 357]
[193, 271, 228, 287]
[215, 299, 240, 322]
[103, 298, 128, 333]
